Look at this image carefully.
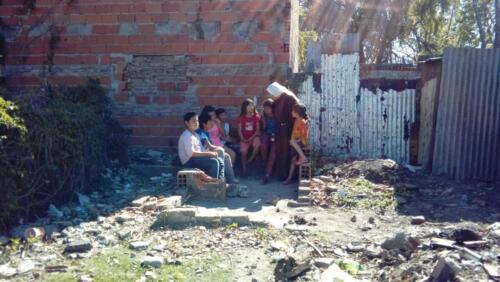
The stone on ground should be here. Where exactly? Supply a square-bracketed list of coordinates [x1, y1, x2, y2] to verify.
[129, 241, 150, 250]
[0, 264, 17, 278]
[431, 257, 460, 281]
[16, 259, 35, 274]
[64, 240, 92, 253]
[141, 256, 163, 268]
[320, 263, 360, 282]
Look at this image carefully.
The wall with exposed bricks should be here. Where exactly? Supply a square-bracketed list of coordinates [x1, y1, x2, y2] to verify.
[0, 0, 296, 148]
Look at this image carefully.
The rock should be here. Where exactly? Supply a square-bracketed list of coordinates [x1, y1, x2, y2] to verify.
[117, 229, 131, 240]
[347, 242, 364, 252]
[313, 257, 335, 268]
[350, 215, 357, 222]
[364, 245, 383, 259]
[77, 193, 91, 206]
[270, 241, 287, 251]
[157, 196, 182, 211]
[430, 257, 460, 281]
[274, 255, 311, 281]
[132, 196, 150, 207]
[451, 228, 481, 243]
[48, 204, 64, 218]
[411, 216, 426, 225]
[129, 241, 150, 250]
[0, 264, 17, 278]
[141, 256, 163, 268]
[97, 234, 114, 246]
[17, 259, 35, 274]
[490, 229, 500, 240]
[115, 214, 133, 224]
[0, 236, 9, 246]
[381, 233, 419, 255]
[79, 275, 93, 282]
[320, 264, 360, 282]
[64, 240, 92, 253]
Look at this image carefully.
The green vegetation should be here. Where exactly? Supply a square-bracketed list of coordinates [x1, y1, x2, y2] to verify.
[299, 30, 318, 69]
[41, 246, 232, 282]
[0, 79, 130, 231]
[332, 178, 395, 211]
[300, 0, 498, 63]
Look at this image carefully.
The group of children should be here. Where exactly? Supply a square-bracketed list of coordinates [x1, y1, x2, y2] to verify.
[179, 97, 309, 185]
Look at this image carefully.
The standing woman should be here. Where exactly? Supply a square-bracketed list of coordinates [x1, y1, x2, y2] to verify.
[265, 82, 299, 180]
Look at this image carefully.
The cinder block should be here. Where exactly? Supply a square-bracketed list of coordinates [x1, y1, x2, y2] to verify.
[299, 163, 312, 181]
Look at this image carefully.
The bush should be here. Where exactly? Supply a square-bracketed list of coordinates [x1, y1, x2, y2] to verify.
[0, 79, 129, 231]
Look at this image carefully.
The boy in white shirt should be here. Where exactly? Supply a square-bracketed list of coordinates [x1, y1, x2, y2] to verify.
[178, 112, 224, 179]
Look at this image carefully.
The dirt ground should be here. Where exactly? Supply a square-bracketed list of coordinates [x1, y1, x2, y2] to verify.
[0, 155, 499, 282]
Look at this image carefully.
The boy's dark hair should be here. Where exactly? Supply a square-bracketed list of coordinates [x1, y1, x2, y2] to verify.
[198, 113, 212, 130]
[201, 105, 216, 117]
[263, 98, 274, 108]
[184, 112, 197, 122]
[240, 98, 254, 117]
[293, 104, 309, 120]
[215, 108, 226, 117]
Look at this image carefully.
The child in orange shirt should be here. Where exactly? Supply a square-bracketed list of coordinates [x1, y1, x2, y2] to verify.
[283, 104, 309, 185]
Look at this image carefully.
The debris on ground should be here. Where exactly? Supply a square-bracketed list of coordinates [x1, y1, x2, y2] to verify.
[0, 158, 498, 281]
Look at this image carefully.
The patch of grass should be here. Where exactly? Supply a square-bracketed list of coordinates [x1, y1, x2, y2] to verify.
[41, 246, 232, 282]
[255, 226, 267, 240]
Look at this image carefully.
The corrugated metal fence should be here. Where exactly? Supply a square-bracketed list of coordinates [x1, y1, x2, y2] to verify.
[432, 48, 500, 181]
[299, 54, 416, 163]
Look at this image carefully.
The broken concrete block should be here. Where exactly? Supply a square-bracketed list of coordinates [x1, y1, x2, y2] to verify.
[132, 196, 150, 207]
[64, 240, 92, 253]
[381, 233, 419, 254]
[431, 257, 460, 281]
[188, 178, 226, 201]
[157, 196, 182, 211]
[151, 208, 197, 228]
[411, 216, 426, 225]
[129, 241, 150, 250]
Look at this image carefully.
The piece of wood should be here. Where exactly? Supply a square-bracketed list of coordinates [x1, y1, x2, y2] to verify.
[302, 237, 324, 257]
[463, 240, 487, 248]
[430, 237, 456, 249]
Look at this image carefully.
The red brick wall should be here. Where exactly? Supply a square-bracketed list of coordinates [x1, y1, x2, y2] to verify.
[1, 0, 296, 148]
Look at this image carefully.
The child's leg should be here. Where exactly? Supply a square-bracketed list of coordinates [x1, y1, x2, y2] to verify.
[283, 155, 297, 185]
[260, 135, 269, 163]
[247, 138, 261, 163]
[265, 142, 277, 177]
[224, 145, 236, 164]
[289, 140, 308, 164]
[240, 142, 249, 175]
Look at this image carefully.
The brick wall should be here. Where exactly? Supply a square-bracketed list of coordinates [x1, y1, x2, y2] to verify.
[0, 0, 297, 148]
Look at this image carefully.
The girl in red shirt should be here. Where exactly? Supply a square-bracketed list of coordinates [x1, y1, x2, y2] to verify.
[238, 99, 261, 176]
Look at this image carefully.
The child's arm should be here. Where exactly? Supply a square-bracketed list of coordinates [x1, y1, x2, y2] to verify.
[238, 123, 247, 142]
[249, 120, 261, 141]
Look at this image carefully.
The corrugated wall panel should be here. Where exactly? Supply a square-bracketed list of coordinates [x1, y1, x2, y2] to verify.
[432, 48, 500, 181]
[299, 54, 416, 164]
[358, 88, 416, 163]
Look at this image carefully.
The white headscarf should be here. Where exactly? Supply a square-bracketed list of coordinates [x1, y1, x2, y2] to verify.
[266, 82, 296, 99]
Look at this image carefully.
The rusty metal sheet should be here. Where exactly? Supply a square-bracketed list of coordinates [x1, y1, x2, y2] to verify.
[432, 48, 500, 181]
